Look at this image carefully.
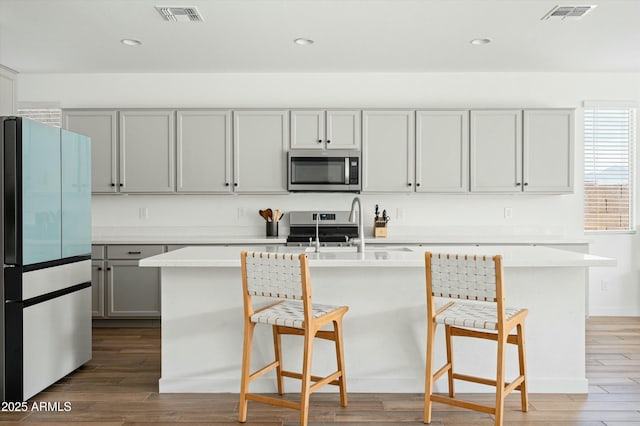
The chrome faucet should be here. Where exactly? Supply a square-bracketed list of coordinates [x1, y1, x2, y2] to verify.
[314, 212, 321, 252]
[348, 197, 365, 253]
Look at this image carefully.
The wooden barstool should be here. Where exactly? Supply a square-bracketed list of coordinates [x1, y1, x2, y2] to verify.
[424, 252, 528, 426]
[239, 251, 349, 426]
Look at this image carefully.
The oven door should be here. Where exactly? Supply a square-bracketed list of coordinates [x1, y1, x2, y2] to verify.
[288, 153, 360, 192]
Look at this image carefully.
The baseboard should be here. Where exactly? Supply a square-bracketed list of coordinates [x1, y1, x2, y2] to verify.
[92, 318, 161, 328]
[158, 376, 588, 394]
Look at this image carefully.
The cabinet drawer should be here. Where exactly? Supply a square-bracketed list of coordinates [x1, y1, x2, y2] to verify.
[107, 245, 164, 260]
[92, 245, 106, 260]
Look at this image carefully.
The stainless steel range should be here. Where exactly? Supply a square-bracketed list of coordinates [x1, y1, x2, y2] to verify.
[286, 211, 358, 247]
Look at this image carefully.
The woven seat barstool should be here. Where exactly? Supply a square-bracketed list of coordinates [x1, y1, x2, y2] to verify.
[424, 252, 529, 426]
[238, 251, 349, 426]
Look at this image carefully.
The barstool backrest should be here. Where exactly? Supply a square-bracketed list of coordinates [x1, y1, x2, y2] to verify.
[427, 252, 501, 302]
[242, 251, 308, 300]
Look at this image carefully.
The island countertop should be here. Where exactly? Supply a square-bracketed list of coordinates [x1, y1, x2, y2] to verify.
[143, 243, 615, 395]
[139, 244, 615, 269]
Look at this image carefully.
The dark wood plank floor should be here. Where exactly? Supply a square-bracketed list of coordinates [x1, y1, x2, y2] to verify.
[1, 317, 639, 425]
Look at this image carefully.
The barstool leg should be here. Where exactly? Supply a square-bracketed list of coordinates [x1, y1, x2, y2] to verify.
[239, 321, 255, 423]
[517, 322, 529, 412]
[299, 331, 315, 426]
[424, 320, 436, 424]
[445, 325, 455, 397]
[272, 325, 284, 395]
[333, 319, 348, 407]
[495, 332, 507, 426]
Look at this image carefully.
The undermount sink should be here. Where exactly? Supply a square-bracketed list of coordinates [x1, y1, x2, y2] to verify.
[303, 246, 413, 253]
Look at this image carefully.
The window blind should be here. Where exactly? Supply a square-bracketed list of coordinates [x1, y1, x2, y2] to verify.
[16, 107, 62, 128]
[584, 107, 635, 231]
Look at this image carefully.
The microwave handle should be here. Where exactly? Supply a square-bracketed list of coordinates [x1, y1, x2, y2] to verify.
[344, 158, 350, 184]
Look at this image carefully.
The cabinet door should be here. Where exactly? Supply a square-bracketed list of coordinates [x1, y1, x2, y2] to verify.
[362, 110, 415, 192]
[416, 110, 469, 193]
[91, 260, 105, 318]
[233, 110, 289, 193]
[106, 260, 160, 317]
[523, 109, 574, 193]
[290, 110, 325, 149]
[177, 110, 231, 193]
[63, 110, 118, 193]
[470, 110, 522, 193]
[326, 110, 361, 150]
[119, 110, 175, 193]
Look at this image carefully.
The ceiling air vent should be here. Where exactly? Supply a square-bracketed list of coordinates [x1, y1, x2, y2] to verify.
[155, 6, 204, 22]
[541, 5, 597, 20]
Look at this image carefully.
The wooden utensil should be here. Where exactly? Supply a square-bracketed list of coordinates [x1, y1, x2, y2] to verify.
[265, 208, 273, 222]
[259, 209, 270, 222]
[274, 209, 282, 222]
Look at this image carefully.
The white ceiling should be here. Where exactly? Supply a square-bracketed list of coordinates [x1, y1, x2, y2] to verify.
[1, 0, 639, 74]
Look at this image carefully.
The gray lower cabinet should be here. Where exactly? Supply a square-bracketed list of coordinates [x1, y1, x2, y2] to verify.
[91, 244, 165, 319]
[91, 260, 105, 317]
[106, 260, 161, 317]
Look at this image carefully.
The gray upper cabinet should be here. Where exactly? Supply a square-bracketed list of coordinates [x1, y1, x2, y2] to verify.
[290, 110, 324, 149]
[119, 110, 175, 193]
[233, 110, 289, 193]
[290, 110, 361, 150]
[63, 110, 118, 193]
[362, 110, 415, 192]
[523, 109, 574, 193]
[176, 110, 232, 193]
[470, 109, 574, 194]
[416, 110, 469, 193]
[470, 110, 523, 193]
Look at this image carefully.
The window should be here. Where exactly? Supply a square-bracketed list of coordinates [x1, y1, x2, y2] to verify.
[584, 104, 636, 232]
[17, 106, 62, 128]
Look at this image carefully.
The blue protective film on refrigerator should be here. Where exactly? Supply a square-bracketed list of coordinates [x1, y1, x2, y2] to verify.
[22, 118, 62, 265]
[61, 129, 91, 258]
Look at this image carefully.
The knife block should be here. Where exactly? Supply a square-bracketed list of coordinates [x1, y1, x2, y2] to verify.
[373, 219, 388, 238]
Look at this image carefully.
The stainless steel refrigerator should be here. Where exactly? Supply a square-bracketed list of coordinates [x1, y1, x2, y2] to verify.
[1, 116, 92, 401]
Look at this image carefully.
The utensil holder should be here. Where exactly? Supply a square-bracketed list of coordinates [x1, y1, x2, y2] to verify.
[266, 222, 278, 237]
[373, 219, 388, 238]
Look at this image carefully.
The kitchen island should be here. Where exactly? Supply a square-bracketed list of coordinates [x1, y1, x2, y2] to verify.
[140, 245, 614, 394]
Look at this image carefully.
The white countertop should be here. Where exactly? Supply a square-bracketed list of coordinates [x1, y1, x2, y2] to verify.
[92, 226, 591, 246]
[139, 245, 615, 269]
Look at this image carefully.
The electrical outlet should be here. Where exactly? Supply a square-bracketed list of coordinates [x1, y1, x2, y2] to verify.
[139, 207, 149, 220]
[601, 280, 609, 291]
[504, 207, 513, 219]
[237, 207, 245, 218]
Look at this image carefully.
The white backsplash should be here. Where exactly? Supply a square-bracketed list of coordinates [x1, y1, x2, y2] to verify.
[91, 192, 581, 239]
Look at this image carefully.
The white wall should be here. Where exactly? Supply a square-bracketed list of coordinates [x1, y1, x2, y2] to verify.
[17, 71, 640, 315]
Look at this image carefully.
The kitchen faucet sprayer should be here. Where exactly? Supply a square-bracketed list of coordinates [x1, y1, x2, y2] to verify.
[348, 197, 365, 253]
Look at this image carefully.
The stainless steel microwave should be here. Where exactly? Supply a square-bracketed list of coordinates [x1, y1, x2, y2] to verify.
[288, 150, 361, 192]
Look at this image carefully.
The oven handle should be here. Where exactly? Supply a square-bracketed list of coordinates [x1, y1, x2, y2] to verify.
[344, 158, 350, 184]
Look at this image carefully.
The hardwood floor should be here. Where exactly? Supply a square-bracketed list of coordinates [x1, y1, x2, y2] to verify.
[1, 317, 639, 425]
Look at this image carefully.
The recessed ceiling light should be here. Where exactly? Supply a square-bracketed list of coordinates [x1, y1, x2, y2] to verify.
[470, 38, 492, 45]
[294, 38, 314, 45]
[121, 39, 142, 46]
